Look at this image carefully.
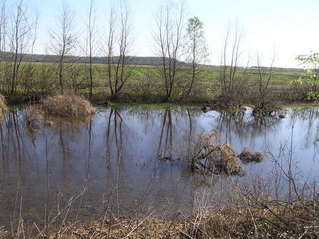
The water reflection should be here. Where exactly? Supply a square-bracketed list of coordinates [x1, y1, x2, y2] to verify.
[0, 106, 318, 228]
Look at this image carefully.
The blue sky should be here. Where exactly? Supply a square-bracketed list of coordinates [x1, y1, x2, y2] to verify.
[9, 0, 319, 67]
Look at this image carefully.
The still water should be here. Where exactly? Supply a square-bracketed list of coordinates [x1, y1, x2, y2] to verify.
[0, 105, 318, 227]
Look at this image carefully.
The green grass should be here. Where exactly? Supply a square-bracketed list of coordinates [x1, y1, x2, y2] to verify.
[0, 61, 304, 104]
[107, 102, 201, 110]
[282, 103, 319, 108]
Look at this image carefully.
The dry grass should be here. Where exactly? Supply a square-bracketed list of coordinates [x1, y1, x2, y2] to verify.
[238, 148, 264, 164]
[191, 132, 266, 176]
[59, 218, 186, 239]
[185, 202, 319, 239]
[0, 94, 8, 119]
[191, 131, 244, 176]
[23, 94, 95, 130]
[30, 200, 317, 239]
[25, 105, 43, 129]
[0, 226, 9, 238]
[40, 94, 95, 118]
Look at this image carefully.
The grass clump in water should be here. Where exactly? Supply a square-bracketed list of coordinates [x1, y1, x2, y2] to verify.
[238, 147, 264, 163]
[0, 94, 8, 119]
[191, 131, 244, 176]
[25, 105, 43, 129]
[41, 94, 95, 118]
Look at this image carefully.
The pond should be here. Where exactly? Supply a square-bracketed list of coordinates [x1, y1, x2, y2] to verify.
[0, 105, 318, 228]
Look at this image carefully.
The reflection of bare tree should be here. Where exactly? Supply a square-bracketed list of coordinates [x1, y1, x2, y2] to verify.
[58, 122, 67, 162]
[290, 107, 319, 121]
[105, 109, 124, 217]
[12, 113, 23, 161]
[187, 110, 193, 157]
[314, 133, 319, 161]
[216, 110, 281, 143]
[287, 119, 297, 202]
[248, 114, 281, 130]
[44, 136, 49, 235]
[0, 112, 23, 167]
[0, 123, 4, 165]
[216, 112, 240, 143]
[290, 108, 319, 155]
[56, 119, 72, 220]
[2, 112, 26, 232]
[74, 119, 93, 222]
[86, 119, 93, 180]
[157, 109, 173, 159]
[106, 109, 124, 164]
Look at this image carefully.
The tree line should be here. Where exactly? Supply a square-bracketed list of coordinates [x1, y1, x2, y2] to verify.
[0, 0, 317, 105]
[0, 0, 211, 100]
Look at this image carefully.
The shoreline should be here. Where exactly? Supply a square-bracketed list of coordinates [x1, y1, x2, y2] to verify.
[3, 92, 319, 109]
[2, 200, 318, 238]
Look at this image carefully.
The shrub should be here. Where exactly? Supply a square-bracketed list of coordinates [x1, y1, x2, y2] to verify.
[294, 53, 319, 102]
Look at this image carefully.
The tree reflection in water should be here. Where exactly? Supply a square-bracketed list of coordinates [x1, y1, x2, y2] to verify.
[0, 106, 317, 231]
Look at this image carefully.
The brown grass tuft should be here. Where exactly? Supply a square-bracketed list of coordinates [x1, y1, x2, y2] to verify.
[0, 226, 9, 238]
[192, 131, 244, 176]
[0, 94, 8, 119]
[25, 105, 43, 128]
[40, 94, 95, 118]
[239, 148, 264, 164]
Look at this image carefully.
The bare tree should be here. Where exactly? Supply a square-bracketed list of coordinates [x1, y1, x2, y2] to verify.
[21, 13, 38, 96]
[30, 14, 38, 56]
[0, 0, 6, 52]
[250, 55, 276, 114]
[153, 1, 186, 101]
[86, 0, 95, 99]
[9, 0, 32, 95]
[256, 56, 274, 104]
[0, 0, 7, 93]
[218, 28, 245, 104]
[184, 16, 208, 97]
[50, 3, 76, 94]
[106, 8, 115, 98]
[105, 3, 131, 100]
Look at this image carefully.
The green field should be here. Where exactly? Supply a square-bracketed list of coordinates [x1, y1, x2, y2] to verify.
[0, 62, 303, 104]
